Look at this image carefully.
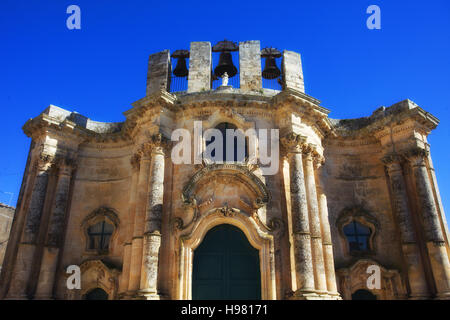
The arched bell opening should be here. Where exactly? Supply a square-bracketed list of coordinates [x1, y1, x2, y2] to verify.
[212, 40, 240, 89]
[170, 49, 190, 93]
[261, 47, 282, 90]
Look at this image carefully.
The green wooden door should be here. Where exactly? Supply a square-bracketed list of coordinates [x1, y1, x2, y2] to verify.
[192, 224, 261, 300]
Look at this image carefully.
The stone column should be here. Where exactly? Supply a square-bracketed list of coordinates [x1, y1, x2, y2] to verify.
[7, 154, 54, 299]
[315, 160, 339, 297]
[35, 157, 76, 299]
[382, 153, 429, 298]
[302, 144, 327, 294]
[405, 148, 450, 298]
[139, 135, 166, 299]
[281, 133, 315, 297]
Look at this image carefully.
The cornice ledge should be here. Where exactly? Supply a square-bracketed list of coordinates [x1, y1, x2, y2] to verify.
[272, 88, 330, 115]
[330, 101, 440, 139]
[176, 90, 273, 106]
[23, 113, 87, 141]
[125, 89, 178, 117]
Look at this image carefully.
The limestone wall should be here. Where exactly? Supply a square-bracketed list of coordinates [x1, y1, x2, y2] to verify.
[0, 204, 15, 272]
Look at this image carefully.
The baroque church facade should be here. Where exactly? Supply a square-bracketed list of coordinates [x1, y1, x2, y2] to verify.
[0, 40, 449, 300]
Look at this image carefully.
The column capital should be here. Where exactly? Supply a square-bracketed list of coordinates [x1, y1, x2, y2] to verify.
[280, 132, 307, 154]
[403, 147, 429, 166]
[381, 153, 404, 172]
[34, 153, 56, 172]
[302, 143, 316, 158]
[140, 133, 171, 158]
[55, 156, 77, 176]
[313, 154, 325, 169]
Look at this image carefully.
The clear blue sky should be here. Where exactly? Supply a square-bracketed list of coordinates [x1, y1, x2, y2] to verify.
[1, 1, 449, 222]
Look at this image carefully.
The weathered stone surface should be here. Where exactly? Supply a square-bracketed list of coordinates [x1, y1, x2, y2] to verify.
[146, 50, 171, 96]
[187, 42, 211, 93]
[239, 40, 262, 92]
[3, 41, 449, 301]
[282, 50, 304, 92]
[0, 204, 14, 272]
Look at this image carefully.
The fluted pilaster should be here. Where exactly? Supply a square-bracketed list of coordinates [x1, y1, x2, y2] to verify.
[405, 147, 450, 299]
[382, 153, 429, 298]
[303, 144, 327, 293]
[128, 151, 149, 294]
[7, 154, 54, 299]
[35, 156, 76, 299]
[315, 158, 339, 297]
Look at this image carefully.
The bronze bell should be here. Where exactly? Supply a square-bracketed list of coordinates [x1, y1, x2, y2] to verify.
[214, 51, 238, 78]
[261, 47, 282, 80]
[171, 50, 189, 77]
[212, 40, 239, 78]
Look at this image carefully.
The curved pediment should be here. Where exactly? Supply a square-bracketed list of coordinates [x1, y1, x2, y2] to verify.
[182, 163, 271, 206]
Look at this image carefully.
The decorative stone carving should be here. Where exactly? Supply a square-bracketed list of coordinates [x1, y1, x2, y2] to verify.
[336, 259, 406, 300]
[280, 132, 307, 154]
[182, 163, 271, 205]
[77, 259, 121, 299]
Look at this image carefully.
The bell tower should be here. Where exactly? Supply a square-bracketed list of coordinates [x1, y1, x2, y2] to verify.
[145, 39, 306, 95]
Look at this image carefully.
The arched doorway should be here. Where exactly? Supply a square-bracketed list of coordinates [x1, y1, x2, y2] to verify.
[83, 288, 109, 300]
[351, 289, 377, 300]
[192, 224, 261, 300]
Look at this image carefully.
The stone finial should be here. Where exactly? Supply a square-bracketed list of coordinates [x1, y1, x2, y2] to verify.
[282, 50, 305, 93]
[239, 40, 262, 91]
[146, 50, 171, 96]
[187, 42, 212, 93]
